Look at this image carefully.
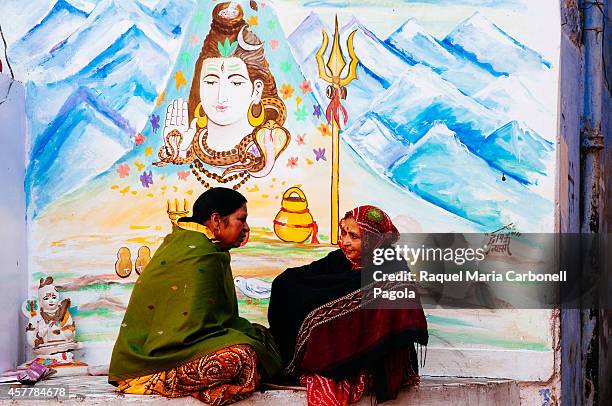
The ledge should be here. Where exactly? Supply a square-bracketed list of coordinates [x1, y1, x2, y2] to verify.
[0, 375, 520, 405]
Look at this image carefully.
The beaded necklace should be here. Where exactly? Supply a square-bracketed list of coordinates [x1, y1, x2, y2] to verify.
[190, 128, 252, 190]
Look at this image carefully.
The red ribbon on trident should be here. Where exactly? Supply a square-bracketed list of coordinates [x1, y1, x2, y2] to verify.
[325, 89, 348, 129]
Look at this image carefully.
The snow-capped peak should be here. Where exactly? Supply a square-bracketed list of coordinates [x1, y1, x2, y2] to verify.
[444, 12, 551, 75]
[340, 15, 362, 33]
[392, 122, 464, 167]
[391, 18, 429, 40]
[292, 11, 326, 33]
[459, 11, 492, 32]
[287, 12, 329, 64]
[63, 0, 96, 14]
[412, 122, 457, 150]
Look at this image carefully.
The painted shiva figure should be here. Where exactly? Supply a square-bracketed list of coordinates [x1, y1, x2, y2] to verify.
[155, 2, 291, 190]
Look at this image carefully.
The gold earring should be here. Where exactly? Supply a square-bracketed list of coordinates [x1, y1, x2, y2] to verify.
[195, 103, 207, 128]
[248, 102, 265, 127]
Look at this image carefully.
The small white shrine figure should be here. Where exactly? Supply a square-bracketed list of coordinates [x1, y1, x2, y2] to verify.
[21, 277, 83, 365]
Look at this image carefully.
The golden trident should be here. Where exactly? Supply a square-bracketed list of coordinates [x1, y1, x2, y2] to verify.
[167, 198, 189, 226]
[316, 16, 359, 245]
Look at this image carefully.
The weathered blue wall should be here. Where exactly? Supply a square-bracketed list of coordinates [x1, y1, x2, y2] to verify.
[0, 73, 27, 371]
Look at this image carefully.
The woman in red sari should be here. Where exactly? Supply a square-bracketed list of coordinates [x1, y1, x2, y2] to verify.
[268, 205, 428, 405]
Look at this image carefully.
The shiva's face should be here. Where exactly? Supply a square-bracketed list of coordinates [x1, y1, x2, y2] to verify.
[200, 57, 263, 126]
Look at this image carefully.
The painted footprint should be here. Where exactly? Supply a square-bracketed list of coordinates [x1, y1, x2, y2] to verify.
[135, 246, 151, 275]
[115, 247, 132, 278]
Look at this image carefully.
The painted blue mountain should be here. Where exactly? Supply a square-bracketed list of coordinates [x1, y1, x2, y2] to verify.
[26, 23, 170, 152]
[474, 75, 552, 138]
[21, 0, 194, 216]
[69, 23, 165, 116]
[287, 12, 328, 65]
[25, 0, 192, 82]
[388, 123, 552, 229]
[8, 0, 89, 70]
[26, 88, 135, 216]
[343, 114, 410, 175]
[339, 17, 413, 84]
[150, 0, 195, 34]
[442, 12, 551, 76]
[366, 64, 501, 146]
[477, 121, 554, 184]
[385, 18, 498, 95]
[286, 12, 554, 226]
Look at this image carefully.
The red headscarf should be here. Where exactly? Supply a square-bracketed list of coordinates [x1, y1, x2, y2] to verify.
[340, 205, 400, 269]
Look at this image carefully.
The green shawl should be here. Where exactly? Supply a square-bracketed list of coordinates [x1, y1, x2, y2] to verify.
[108, 222, 282, 383]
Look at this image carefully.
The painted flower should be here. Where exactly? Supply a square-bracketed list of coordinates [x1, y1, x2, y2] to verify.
[140, 171, 154, 188]
[317, 123, 331, 137]
[174, 70, 187, 90]
[150, 114, 160, 133]
[299, 80, 312, 94]
[280, 83, 294, 100]
[294, 105, 308, 121]
[313, 147, 327, 161]
[180, 51, 191, 63]
[280, 61, 292, 72]
[188, 35, 199, 46]
[177, 171, 190, 181]
[313, 104, 322, 119]
[296, 133, 306, 145]
[156, 91, 166, 108]
[134, 132, 145, 146]
[117, 164, 130, 178]
[192, 12, 204, 24]
[145, 146, 153, 157]
[270, 39, 279, 50]
[286, 157, 298, 169]
[247, 15, 258, 26]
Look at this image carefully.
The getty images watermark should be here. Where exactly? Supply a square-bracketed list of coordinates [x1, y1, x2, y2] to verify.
[371, 245, 567, 284]
[359, 233, 584, 308]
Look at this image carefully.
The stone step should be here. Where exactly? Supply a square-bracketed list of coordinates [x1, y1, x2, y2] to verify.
[0, 375, 521, 405]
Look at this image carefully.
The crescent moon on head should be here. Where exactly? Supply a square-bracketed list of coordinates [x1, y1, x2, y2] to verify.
[238, 25, 264, 52]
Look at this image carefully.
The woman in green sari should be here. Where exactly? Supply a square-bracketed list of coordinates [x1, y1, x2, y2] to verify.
[109, 188, 281, 405]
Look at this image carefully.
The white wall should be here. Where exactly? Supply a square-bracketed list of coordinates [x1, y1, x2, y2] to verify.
[0, 74, 27, 371]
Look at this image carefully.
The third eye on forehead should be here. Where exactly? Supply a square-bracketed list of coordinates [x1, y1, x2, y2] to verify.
[205, 60, 244, 74]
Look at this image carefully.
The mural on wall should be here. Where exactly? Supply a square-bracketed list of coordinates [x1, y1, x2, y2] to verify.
[2, 0, 560, 372]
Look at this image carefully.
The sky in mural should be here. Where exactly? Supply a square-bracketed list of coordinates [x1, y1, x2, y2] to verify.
[1, 0, 560, 372]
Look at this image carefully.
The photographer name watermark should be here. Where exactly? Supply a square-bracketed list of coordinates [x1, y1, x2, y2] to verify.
[361, 233, 612, 309]
[372, 269, 567, 283]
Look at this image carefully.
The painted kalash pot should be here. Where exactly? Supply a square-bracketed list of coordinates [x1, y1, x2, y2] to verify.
[274, 187, 316, 243]
[21, 277, 86, 373]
